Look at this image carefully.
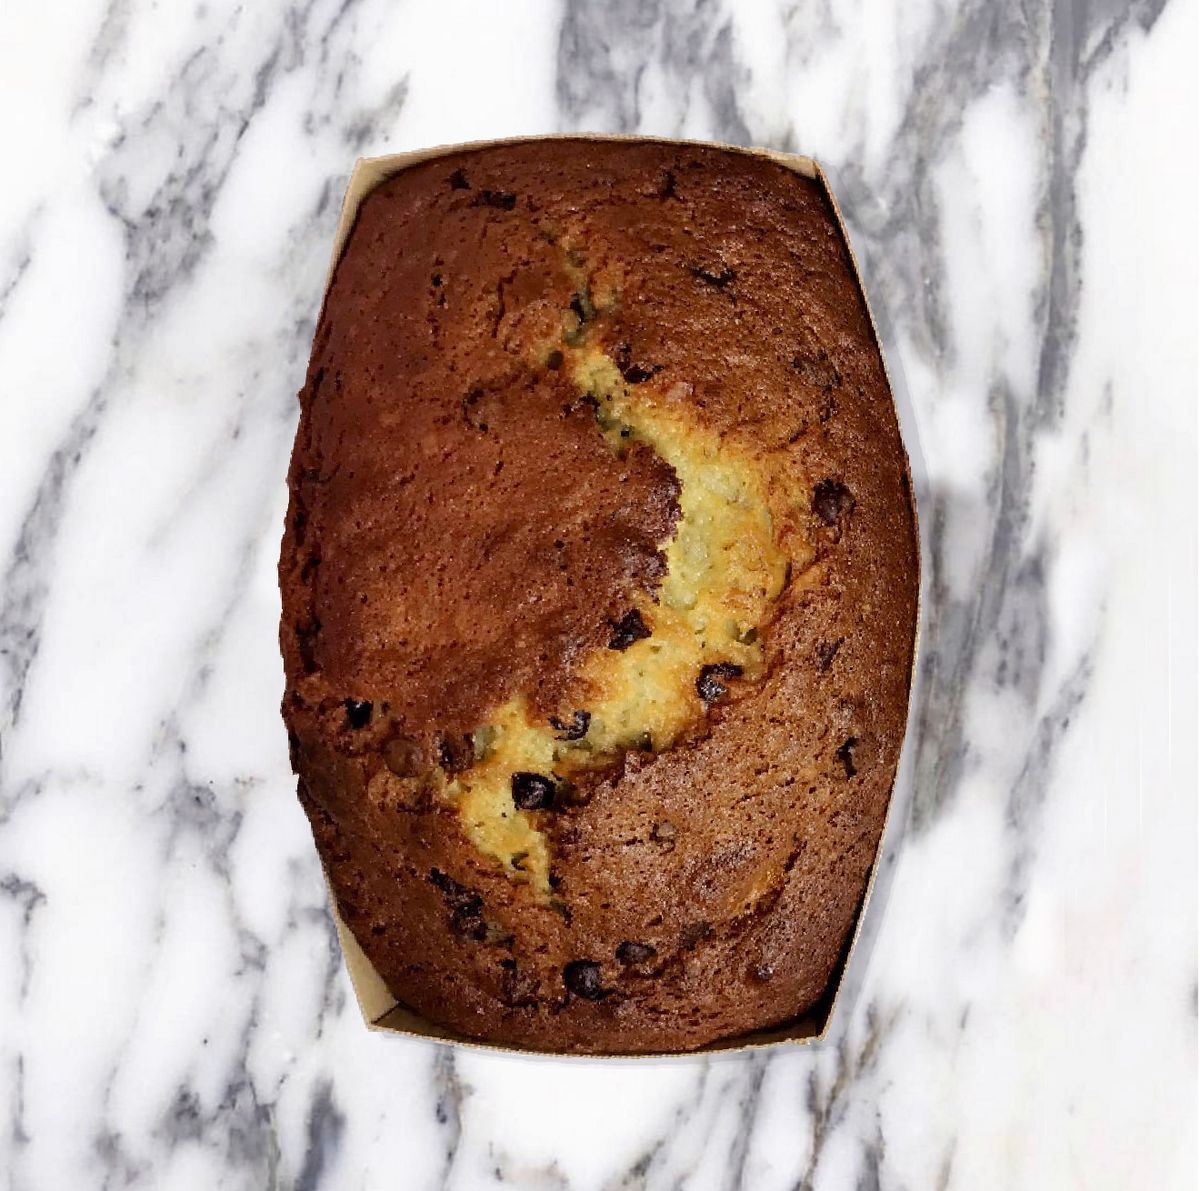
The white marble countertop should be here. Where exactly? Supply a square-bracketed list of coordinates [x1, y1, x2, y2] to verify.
[0, 1, 1195, 1187]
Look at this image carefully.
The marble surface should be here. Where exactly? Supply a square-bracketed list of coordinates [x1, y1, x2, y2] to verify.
[0, 0, 1195, 1187]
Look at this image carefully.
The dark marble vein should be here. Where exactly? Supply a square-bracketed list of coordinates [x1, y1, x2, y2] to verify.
[433, 1046, 466, 1190]
[558, 1, 752, 143]
[296, 1079, 345, 1191]
[1002, 648, 1096, 935]
[0, 234, 34, 326]
[0, 873, 46, 1004]
[0, 0, 410, 801]
[0, 385, 109, 741]
[606, 1064, 711, 1188]
[722, 1052, 771, 1191]
[5, 1052, 30, 1191]
[790, 1006, 898, 1191]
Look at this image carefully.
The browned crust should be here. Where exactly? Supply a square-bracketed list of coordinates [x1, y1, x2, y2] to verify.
[279, 140, 918, 1053]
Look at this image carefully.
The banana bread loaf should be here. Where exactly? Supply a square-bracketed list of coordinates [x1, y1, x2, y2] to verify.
[279, 139, 918, 1053]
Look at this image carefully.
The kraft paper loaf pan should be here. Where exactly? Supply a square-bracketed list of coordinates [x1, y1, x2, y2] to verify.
[309, 135, 925, 1058]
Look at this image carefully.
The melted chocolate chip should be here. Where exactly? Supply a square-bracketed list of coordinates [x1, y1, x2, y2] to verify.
[616, 941, 657, 966]
[452, 906, 488, 940]
[563, 960, 605, 1000]
[462, 387, 489, 432]
[836, 736, 859, 778]
[344, 699, 373, 729]
[608, 609, 651, 650]
[428, 869, 489, 939]
[549, 710, 591, 741]
[448, 168, 470, 190]
[692, 264, 736, 288]
[812, 479, 855, 527]
[791, 349, 842, 392]
[429, 868, 472, 903]
[696, 663, 743, 703]
[436, 733, 474, 774]
[475, 188, 516, 210]
[512, 772, 556, 811]
[383, 733, 422, 778]
[500, 959, 539, 1007]
[613, 342, 662, 385]
[816, 638, 844, 672]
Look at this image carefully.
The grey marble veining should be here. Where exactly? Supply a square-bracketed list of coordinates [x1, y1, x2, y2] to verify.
[0, 0, 1194, 1188]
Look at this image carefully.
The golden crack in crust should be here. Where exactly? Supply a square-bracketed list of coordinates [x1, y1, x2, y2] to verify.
[448, 279, 813, 892]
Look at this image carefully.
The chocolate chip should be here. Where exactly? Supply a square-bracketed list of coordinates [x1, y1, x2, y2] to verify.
[616, 941, 657, 966]
[563, 960, 605, 999]
[549, 710, 591, 741]
[658, 169, 678, 200]
[344, 699, 373, 729]
[462, 387, 489, 432]
[436, 733, 474, 774]
[546, 349, 564, 370]
[512, 772, 556, 811]
[431, 273, 442, 287]
[473, 189, 516, 210]
[429, 869, 489, 938]
[448, 168, 470, 190]
[429, 868, 471, 903]
[816, 638, 843, 672]
[812, 479, 855, 527]
[791, 349, 842, 392]
[836, 736, 859, 778]
[568, 292, 589, 323]
[500, 960, 539, 1007]
[383, 734, 422, 778]
[692, 264, 736, 288]
[613, 342, 661, 385]
[452, 905, 488, 940]
[696, 663, 743, 703]
[608, 609, 651, 650]
[650, 821, 678, 848]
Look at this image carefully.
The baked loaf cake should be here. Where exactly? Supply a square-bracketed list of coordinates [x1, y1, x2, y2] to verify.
[280, 139, 918, 1053]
